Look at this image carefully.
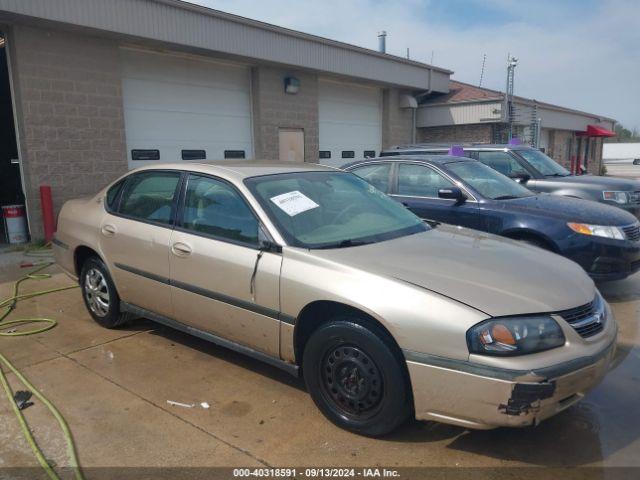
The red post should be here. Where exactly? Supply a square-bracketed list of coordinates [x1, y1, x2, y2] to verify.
[40, 185, 55, 242]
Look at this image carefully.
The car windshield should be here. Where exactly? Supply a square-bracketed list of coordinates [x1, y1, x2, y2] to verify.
[516, 149, 571, 177]
[245, 171, 427, 249]
[446, 161, 534, 200]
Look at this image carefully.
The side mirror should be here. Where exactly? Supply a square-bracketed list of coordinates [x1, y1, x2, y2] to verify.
[438, 187, 466, 203]
[258, 226, 281, 252]
[510, 173, 531, 184]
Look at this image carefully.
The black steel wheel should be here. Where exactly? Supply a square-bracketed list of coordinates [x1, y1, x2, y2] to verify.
[320, 344, 384, 420]
[303, 318, 412, 436]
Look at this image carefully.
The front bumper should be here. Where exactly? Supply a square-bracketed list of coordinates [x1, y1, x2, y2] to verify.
[405, 312, 617, 429]
[564, 234, 640, 282]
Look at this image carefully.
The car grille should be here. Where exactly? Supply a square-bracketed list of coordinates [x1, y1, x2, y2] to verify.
[622, 223, 640, 242]
[555, 297, 605, 338]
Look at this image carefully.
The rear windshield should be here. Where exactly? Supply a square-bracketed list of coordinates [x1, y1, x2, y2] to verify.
[516, 149, 570, 177]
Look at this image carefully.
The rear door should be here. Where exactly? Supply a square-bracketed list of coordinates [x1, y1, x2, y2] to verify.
[391, 163, 481, 228]
[99, 170, 182, 317]
[169, 173, 282, 357]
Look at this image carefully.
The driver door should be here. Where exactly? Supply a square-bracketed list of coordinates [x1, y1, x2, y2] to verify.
[391, 163, 480, 229]
[169, 173, 282, 357]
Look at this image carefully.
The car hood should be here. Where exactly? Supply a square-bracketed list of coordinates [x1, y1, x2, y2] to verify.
[544, 174, 640, 191]
[310, 226, 595, 317]
[496, 194, 638, 225]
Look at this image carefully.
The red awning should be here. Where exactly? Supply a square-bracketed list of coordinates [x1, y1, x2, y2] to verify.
[576, 124, 616, 137]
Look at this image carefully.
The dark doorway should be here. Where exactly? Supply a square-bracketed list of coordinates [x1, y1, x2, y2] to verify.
[0, 32, 24, 245]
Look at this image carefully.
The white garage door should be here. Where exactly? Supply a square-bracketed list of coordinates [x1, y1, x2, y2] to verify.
[121, 49, 253, 169]
[318, 80, 382, 167]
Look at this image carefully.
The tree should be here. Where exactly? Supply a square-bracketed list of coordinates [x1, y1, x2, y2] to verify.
[606, 124, 640, 143]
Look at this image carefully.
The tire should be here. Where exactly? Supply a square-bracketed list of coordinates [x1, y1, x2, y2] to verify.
[79, 256, 131, 328]
[303, 318, 412, 436]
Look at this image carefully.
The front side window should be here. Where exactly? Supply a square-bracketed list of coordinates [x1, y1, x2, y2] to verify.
[477, 151, 529, 177]
[516, 148, 570, 177]
[245, 171, 426, 249]
[181, 174, 259, 246]
[350, 163, 392, 192]
[118, 171, 181, 225]
[397, 164, 456, 197]
[446, 161, 534, 200]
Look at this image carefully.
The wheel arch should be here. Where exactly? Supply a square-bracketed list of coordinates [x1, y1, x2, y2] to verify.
[293, 300, 405, 368]
[73, 245, 105, 276]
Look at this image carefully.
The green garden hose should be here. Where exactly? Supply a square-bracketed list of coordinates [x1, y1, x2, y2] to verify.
[0, 260, 85, 480]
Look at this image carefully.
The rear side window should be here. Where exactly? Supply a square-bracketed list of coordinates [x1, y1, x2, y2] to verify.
[105, 179, 125, 212]
[181, 174, 259, 246]
[118, 172, 181, 225]
[350, 164, 392, 193]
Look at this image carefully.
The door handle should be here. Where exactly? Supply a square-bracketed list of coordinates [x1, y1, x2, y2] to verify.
[101, 224, 116, 237]
[171, 242, 192, 257]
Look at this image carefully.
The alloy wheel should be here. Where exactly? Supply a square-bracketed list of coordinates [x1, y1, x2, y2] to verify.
[84, 268, 110, 317]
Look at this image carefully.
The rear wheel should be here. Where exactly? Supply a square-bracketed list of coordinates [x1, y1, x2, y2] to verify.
[80, 257, 131, 328]
[303, 318, 412, 436]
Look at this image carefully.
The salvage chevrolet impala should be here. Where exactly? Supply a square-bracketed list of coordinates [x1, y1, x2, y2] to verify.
[53, 163, 617, 436]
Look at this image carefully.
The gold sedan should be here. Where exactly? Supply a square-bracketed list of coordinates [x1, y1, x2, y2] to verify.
[53, 162, 617, 436]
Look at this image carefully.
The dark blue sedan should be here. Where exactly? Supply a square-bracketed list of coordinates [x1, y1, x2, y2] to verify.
[343, 155, 640, 282]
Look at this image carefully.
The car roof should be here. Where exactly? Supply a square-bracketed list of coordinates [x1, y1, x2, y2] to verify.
[127, 161, 339, 181]
[344, 154, 475, 168]
[384, 143, 531, 151]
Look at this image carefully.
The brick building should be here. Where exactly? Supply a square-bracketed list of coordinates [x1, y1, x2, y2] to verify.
[417, 81, 616, 175]
[0, 1, 617, 243]
[0, 0, 450, 241]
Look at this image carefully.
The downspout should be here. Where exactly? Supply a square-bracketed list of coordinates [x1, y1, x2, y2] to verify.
[412, 68, 433, 144]
[412, 108, 417, 144]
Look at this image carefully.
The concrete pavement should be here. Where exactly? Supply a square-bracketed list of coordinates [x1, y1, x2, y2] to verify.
[0, 264, 639, 476]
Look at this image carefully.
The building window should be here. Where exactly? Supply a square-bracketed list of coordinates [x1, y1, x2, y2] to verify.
[182, 150, 206, 160]
[341, 151, 355, 159]
[363, 150, 376, 158]
[224, 150, 246, 159]
[319, 151, 331, 159]
[131, 149, 160, 161]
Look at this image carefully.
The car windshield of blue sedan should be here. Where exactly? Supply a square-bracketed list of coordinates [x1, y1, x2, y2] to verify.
[446, 161, 535, 200]
[517, 149, 571, 177]
[245, 171, 427, 249]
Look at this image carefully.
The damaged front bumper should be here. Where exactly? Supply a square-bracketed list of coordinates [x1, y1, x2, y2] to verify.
[404, 319, 617, 430]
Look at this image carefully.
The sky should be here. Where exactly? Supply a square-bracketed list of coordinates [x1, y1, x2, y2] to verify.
[187, 0, 640, 130]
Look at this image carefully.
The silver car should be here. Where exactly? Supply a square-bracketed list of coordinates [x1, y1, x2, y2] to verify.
[53, 162, 617, 436]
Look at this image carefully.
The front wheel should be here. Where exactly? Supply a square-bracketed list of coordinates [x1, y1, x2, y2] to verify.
[303, 318, 412, 436]
[80, 257, 131, 328]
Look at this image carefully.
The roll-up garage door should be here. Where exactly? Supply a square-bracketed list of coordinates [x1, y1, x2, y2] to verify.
[318, 79, 382, 167]
[121, 49, 253, 169]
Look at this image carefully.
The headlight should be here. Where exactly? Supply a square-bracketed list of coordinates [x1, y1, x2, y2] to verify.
[603, 191, 629, 204]
[568, 223, 625, 240]
[467, 316, 565, 356]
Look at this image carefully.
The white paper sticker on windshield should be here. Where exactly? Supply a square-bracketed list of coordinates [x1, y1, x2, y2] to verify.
[270, 190, 319, 217]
